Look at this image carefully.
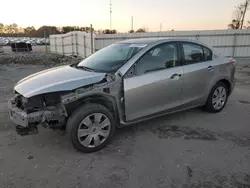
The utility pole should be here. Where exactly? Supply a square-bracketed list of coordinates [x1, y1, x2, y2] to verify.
[110, 0, 112, 30]
[131, 16, 134, 31]
[241, 0, 249, 29]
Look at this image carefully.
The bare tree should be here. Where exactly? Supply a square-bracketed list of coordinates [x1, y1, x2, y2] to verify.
[240, 0, 249, 29]
[228, 0, 250, 29]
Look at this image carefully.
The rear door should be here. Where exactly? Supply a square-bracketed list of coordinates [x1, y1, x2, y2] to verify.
[180, 42, 213, 106]
[123, 42, 183, 121]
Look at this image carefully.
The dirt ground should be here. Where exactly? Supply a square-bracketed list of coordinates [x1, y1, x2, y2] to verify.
[0, 57, 250, 188]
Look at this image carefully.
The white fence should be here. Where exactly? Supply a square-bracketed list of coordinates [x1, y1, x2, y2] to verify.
[50, 29, 250, 58]
[50, 31, 94, 58]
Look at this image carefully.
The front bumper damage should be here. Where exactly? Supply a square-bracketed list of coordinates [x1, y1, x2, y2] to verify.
[8, 97, 66, 136]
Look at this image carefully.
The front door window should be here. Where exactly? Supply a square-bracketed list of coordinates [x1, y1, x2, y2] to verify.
[135, 42, 179, 75]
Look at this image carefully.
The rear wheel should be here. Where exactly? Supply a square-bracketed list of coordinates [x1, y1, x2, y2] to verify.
[67, 103, 116, 153]
[205, 82, 228, 113]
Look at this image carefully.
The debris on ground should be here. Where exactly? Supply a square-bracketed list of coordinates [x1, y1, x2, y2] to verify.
[238, 100, 250, 104]
[186, 165, 193, 178]
[27, 155, 34, 160]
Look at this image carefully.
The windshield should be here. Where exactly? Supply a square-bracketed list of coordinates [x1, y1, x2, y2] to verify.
[77, 43, 146, 72]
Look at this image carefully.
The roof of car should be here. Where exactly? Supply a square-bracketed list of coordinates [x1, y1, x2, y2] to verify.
[118, 37, 213, 50]
[118, 37, 205, 45]
[118, 38, 164, 44]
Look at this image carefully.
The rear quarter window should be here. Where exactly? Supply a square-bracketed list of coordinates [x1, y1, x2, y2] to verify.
[203, 47, 213, 61]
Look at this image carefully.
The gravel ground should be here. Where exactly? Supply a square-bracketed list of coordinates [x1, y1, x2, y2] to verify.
[0, 54, 250, 188]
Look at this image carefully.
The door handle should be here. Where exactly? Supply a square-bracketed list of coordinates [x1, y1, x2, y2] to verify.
[207, 66, 214, 71]
[170, 73, 181, 79]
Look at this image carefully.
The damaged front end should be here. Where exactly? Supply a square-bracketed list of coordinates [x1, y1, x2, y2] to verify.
[8, 72, 124, 136]
[8, 92, 68, 136]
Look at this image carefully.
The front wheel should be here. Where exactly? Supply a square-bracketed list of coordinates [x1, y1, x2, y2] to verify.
[67, 103, 116, 153]
[205, 82, 229, 113]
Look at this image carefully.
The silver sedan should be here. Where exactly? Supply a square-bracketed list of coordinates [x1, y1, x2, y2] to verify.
[8, 38, 236, 152]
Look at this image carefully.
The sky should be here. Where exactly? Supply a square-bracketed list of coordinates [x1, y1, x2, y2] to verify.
[0, 0, 248, 32]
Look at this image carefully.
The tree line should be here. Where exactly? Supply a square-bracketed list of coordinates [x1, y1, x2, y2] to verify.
[0, 23, 147, 38]
[0, 24, 60, 37]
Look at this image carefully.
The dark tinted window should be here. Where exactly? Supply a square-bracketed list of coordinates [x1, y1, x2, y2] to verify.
[203, 47, 213, 61]
[182, 43, 204, 64]
[136, 43, 179, 75]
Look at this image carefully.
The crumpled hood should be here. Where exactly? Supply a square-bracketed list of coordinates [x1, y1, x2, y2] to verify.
[14, 65, 106, 98]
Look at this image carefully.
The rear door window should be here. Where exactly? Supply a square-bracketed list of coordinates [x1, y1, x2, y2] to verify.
[182, 43, 204, 64]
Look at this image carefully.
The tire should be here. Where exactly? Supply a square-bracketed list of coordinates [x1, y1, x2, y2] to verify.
[205, 82, 229, 113]
[66, 103, 116, 153]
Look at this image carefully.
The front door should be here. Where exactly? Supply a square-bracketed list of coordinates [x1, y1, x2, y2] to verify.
[123, 42, 183, 121]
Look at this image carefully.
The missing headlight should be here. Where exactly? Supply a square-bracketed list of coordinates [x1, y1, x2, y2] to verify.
[15, 95, 25, 110]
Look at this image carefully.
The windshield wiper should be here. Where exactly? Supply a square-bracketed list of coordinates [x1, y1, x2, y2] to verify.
[76, 66, 95, 72]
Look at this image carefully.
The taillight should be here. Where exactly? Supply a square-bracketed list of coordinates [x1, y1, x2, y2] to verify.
[231, 59, 236, 65]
